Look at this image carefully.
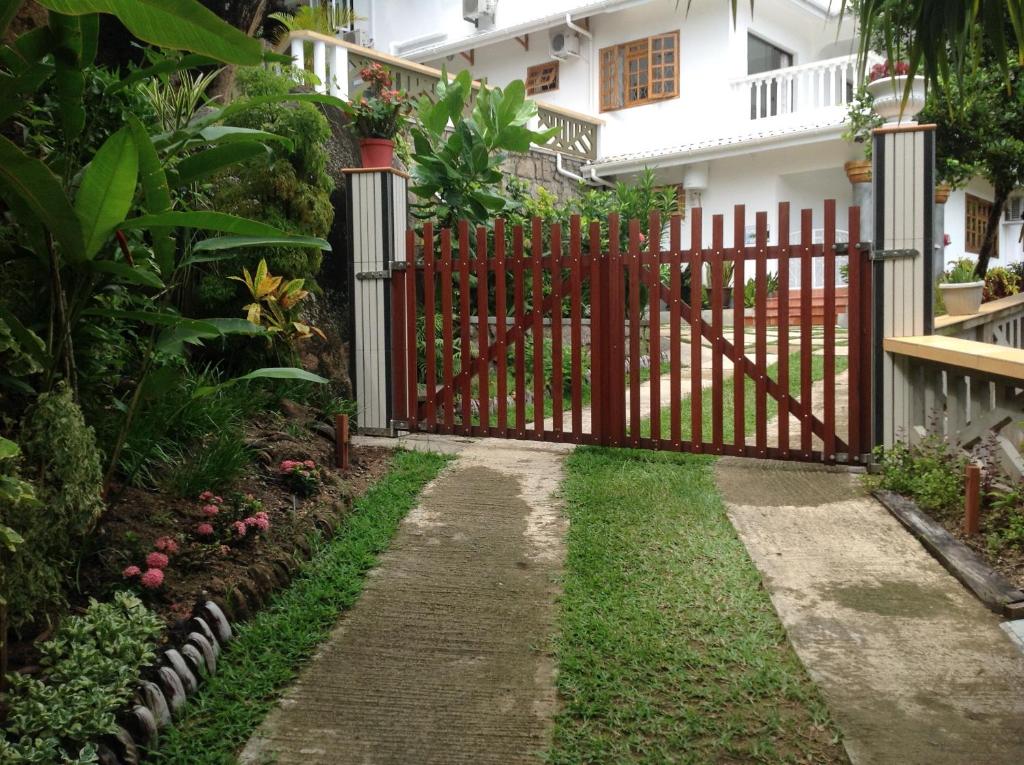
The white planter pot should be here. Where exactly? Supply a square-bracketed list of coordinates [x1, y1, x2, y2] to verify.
[866, 74, 926, 124]
[938, 281, 984, 316]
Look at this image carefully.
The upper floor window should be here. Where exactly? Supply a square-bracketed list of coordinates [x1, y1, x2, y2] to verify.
[526, 61, 559, 95]
[747, 34, 792, 75]
[747, 34, 793, 119]
[966, 193, 997, 256]
[599, 31, 679, 112]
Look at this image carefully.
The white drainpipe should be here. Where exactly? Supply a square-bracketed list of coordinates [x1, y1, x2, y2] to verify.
[556, 153, 613, 188]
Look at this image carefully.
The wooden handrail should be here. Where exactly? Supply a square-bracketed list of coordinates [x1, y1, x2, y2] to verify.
[934, 292, 1024, 332]
[884, 334, 1024, 380]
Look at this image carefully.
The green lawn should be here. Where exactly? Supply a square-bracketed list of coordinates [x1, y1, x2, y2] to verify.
[549, 447, 847, 764]
[151, 450, 451, 764]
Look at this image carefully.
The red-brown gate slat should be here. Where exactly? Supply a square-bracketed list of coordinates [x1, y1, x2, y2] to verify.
[776, 203, 790, 457]
[608, 214, 625, 447]
[690, 209, 704, 450]
[589, 220, 604, 441]
[570, 215, 583, 441]
[648, 211, 662, 444]
[476, 225, 490, 432]
[405, 230, 418, 429]
[440, 228, 455, 431]
[710, 214, 725, 453]
[628, 218, 642, 446]
[822, 200, 837, 461]
[551, 222, 564, 436]
[669, 214, 682, 448]
[494, 219, 508, 437]
[458, 221, 472, 433]
[513, 225, 526, 437]
[532, 217, 544, 438]
[846, 206, 862, 461]
[754, 211, 769, 455]
[732, 205, 745, 451]
[799, 209, 813, 458]
[423, 223, 437, 430]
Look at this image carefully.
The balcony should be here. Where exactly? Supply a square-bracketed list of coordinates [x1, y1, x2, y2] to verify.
[729, 53, 884, 129]
[283, 30, 602, 161]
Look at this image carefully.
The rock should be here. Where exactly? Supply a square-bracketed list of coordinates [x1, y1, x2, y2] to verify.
[188, 617, 219, 656]
[156, 666, 186, 715]
[235, 577, 263, 609]
[97, 743, 121, 765]
[200, 601, 232, 644]
[137, 680, 171, 728]
[180, 643, 206, 678]
[312, 421, 336, 442]
[107, 727, 139, 765]
[122, 705, 158, 749]
[188, 632, 217, 675]
[164, 648, 198, 695]
[225, 585, 251, 622]
[249, 563, 277, 599]
[280, 397, 312, 420]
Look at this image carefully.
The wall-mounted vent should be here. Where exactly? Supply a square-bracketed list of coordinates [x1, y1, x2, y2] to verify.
[1005, 195, 1024, 223]
[550, 28, 581, 59]
[463, 0, 497, 26]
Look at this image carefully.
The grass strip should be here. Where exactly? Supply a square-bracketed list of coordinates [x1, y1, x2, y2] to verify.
[549, 447, 846, 764]
[151, 449, 451, 764]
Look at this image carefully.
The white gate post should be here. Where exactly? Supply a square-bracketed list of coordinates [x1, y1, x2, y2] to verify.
[344, 168, 408, 435]
[872, 124, 936, 448]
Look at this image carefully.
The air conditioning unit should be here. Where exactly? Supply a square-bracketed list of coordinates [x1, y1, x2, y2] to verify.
[549, 28, 581, 59]
[342, 28, 370, 47]
[463, 0, 496, 25]
[1005, 195, 1024, 223]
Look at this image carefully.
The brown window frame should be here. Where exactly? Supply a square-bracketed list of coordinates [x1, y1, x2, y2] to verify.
[600, 30, 679, 112]
[525, 61, 560, 95]
[965, 193, 997, 256]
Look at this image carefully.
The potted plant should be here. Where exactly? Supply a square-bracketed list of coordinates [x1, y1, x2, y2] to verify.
[939, 258, 985, 315]
[934, 181, 952, 204]
[865, 60, 926, 124]
[340, 62, 410, 168]
[842, 85, 882, 180]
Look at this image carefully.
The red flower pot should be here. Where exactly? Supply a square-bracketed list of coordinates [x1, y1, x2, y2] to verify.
[359, 138, 394, 168]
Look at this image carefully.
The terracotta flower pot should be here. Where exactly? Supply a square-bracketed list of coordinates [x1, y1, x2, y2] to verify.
[359, 137, 394, 168]
[844, 160, 872, 184]
[934, 182, 951, 204]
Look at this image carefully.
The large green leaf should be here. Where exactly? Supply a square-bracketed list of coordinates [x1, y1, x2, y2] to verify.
[192, 235, 332, 252]
[0, 134, 84, 261]
[155, 316, 263, 355]
[49, 13, 86, 138]
[192, 367, 328, 400]
[173, 143, 268, 186]
[0, 435, 20, 461]
[87, 260, 165, 288]
[127, 116, 175, 276]
[110, 52, 219, 92]
[122, 211, 290, 236]
[35, 0, 263, 65]
[74, 126, 138, 259]
[198, 125, 291, 147]
[0, 0, 22, 38]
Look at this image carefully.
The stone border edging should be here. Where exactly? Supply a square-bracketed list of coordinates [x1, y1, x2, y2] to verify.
[873, 489, 1024, 617]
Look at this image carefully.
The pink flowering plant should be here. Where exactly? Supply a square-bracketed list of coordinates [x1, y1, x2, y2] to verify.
[340, 63, 410, 139]
[191, 490, 272, 546]
[868, 60, 910, 82]
[121, 534, 181, 591]
[279, 459, 320, 497]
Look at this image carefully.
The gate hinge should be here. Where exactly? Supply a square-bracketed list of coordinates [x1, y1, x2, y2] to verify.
[869, 248, 918, 262]
[356, 269, 390, 280]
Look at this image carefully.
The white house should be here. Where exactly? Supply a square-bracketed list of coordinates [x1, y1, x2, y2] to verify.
[318, 0, 1023, 270]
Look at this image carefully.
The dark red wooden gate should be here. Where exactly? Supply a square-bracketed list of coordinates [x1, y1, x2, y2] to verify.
[391, 201, 872, 464]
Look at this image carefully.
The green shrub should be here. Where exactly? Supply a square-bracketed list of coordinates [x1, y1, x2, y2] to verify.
[2, 384, 104, 632]
[0, 592, 162, 764]
[983, 266, 1021, 301]
[874, 437, 967, 518]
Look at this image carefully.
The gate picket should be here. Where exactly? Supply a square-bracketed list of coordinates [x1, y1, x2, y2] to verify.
[475, 225, 490, 431]
[776, 203, 790, 457]
[494, 219, 508, 437]
[423, 223, 437, 429]
[732, 206, 745, 452]
[399, 201, 864, 464]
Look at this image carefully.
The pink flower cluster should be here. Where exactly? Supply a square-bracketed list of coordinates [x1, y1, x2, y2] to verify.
[280, 459, 316, 472]
[122, 535, 179, 590]
[869, 60, 910, 82]
[192, 489, 271, 545]
[195, 491, 224, 535]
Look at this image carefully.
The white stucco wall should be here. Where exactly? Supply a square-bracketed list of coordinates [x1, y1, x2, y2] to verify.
[941, 180, 1024, 271]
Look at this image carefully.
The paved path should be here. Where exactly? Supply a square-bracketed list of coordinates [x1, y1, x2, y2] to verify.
[715, 463, 1024, 764]
[240, 440, 571, 764]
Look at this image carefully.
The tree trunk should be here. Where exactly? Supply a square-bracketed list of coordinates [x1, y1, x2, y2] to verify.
[204, 0, 269, 103]
[977, 185, 1010, 277]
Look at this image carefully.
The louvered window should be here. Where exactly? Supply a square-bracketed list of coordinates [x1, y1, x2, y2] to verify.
[966, 193, 997, 256]
[526, 61, 559, 95]
[600, 31, 679, 111]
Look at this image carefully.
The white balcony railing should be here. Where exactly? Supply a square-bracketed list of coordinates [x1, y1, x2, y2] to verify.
[730, 53, 884, 125]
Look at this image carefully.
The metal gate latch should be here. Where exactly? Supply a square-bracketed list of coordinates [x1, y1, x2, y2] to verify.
[869, 248, 918, 261]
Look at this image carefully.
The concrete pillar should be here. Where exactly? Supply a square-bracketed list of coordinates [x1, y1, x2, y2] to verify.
[871, 124, 936, 449]
[343, 168, 408, 435]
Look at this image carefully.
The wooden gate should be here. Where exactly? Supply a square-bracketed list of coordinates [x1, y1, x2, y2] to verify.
[391, 201, 872, 464]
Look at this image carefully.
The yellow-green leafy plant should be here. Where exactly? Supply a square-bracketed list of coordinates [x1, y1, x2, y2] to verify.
[231, 259, 326, 345]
